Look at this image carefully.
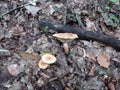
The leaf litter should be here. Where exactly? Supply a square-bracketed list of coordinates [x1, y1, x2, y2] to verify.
[97, 51, 110, 68]
[0, 0, 120, 90]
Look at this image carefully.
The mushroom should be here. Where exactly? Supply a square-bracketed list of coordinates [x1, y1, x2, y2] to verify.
[41, 53, 56, 64]
[53, 33, 78, 54]
[38, 60, 49, 69]
[38, 54, 56, 69]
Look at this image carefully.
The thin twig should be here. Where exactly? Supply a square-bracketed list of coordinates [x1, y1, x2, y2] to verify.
[1, 3, 27, 18]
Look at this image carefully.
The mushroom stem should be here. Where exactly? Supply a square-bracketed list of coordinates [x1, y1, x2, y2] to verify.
[63, 43, 69, 54]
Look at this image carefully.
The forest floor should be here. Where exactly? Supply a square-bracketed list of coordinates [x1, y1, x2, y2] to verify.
[0, 0, 120, 90]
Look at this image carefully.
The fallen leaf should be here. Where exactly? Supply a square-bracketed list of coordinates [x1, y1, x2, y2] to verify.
[20, 52, 40, 60]
[7, 64, 19, 76]
[25, 5, 41, 16]
[97, 51, 110, 68]
[108, 82, 115, 90]
[89, 64, 96, 76]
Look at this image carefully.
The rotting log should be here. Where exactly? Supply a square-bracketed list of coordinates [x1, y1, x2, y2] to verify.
[39, 20, 120, 51]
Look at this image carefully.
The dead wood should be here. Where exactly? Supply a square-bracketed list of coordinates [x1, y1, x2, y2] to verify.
[39, 20, 120, 51]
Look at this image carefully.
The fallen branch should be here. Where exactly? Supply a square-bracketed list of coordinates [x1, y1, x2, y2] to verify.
[39, 20, 120, 51]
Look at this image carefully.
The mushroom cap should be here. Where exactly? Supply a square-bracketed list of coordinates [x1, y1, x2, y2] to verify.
[41, 54, 56, 64]
[53, 33, 78, 43]
[38, 60, 49, 69]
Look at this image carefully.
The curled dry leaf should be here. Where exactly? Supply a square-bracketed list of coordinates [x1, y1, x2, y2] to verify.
[97, 51, 110, 68]
[89, 64, 96, 76]
[7, 64, 19, 76]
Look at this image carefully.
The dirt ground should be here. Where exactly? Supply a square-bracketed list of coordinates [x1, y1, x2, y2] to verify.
[0, 0, 120, 90]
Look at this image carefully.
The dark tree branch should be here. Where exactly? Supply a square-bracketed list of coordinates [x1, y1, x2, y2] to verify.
[39, 20, 120, 51]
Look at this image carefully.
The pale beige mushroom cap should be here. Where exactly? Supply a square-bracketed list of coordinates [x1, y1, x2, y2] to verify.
[38, 60, 49, 69]
[53, 33, 78, 43]
[41, 54, 56, 64]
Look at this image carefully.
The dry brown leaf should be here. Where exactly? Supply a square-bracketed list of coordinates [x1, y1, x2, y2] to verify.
[7, 64, 19, 76]
[108, 82, 115, 90]
[97, 51, 110, 68]
[89, 64, 96, 76]
[20, 52, 40, 60]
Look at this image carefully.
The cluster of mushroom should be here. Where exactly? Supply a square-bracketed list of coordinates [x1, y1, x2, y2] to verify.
[38, 33, 78, 69]
[38, 53, 56, 69]
[53, 33, 78, 54]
